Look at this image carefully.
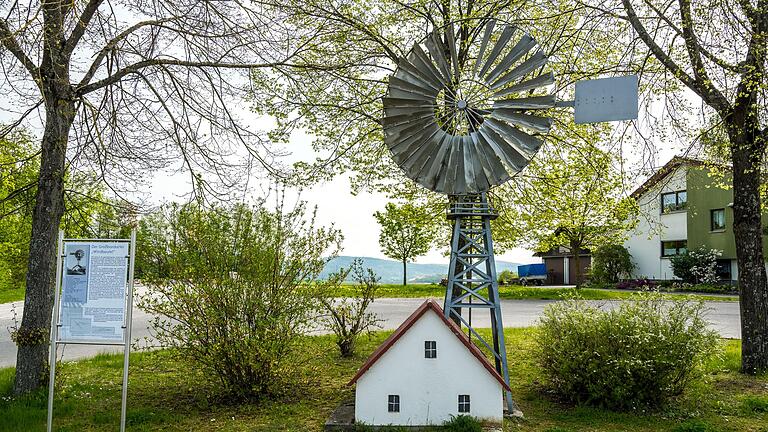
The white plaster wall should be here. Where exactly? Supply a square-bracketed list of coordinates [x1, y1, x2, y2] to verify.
[354, 311, 503, 426]
[625, 166, 688, 280]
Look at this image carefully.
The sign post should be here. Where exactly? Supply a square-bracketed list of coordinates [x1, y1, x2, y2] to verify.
[46, 230, 136, 432]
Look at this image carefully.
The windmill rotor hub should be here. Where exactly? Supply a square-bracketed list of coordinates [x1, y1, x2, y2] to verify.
[456, 100, 468, 110]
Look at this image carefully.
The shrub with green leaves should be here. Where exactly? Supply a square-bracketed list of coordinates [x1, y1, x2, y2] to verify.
[536, 292, 719, 410]
[138, 200, 341, 400]
[590, 244, 634, 284]
[670, 247, 722, 284]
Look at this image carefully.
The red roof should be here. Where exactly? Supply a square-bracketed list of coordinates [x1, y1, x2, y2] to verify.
[348, 299, 511, 392]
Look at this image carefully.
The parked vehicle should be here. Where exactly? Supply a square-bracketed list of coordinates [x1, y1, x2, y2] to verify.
[517, 263, 547, 286]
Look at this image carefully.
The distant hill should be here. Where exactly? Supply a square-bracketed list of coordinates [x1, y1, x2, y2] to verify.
[319, 256, 525, 284]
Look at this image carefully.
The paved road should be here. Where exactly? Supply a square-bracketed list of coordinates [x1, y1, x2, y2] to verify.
[0, 297, 741, 368]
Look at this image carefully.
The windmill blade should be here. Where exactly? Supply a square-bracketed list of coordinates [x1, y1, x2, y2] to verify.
[473, 133, 512, 185]
[484, 117, 543, 156]
[383, 97, 436, 109]
[490, 51, 549, 90]
[389, 123, 441, 158]
[401, 129, 444, 174]
[382, 111, 435, 130]
[420, 133, 454, 190]
[472, 19, 496, 77]
[452, 136, 467, 194]
[411, 45, 452, 88]
[438, 137, 459, 193]
[446, 24, 460, 82]
[389, 76, 439, 99]
[478, 25, 516, 78]
[484, 35, 536, 84]
[493, 72, 555, 98]
[492, 94, 556, 110]
[425, 31, 452, 84]
[489, 110, 553, 134]
[465, 135, 489, 191]
[394, 59, 443, 93]
[478, 124, 529, 172]
[384, 115, 435, 145]
[402, 49, 446, 90]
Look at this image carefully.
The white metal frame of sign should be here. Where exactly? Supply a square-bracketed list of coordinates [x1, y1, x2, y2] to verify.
[47, 230, 137, 432]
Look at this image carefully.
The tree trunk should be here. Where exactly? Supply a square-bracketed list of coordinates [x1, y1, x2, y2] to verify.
[571, 241, 582, 288]
[402, 259, 407, 286]
[730, 128, 768, 374]
[13, 86, 75, 394]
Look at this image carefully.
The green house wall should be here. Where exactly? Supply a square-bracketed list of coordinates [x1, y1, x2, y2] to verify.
[686, 167, 768, 260]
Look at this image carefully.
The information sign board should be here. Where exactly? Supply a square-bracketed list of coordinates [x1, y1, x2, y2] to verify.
[59, 241, 130, 343]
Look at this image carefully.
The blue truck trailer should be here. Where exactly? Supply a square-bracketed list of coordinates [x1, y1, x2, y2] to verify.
[517, 263, 548, 286]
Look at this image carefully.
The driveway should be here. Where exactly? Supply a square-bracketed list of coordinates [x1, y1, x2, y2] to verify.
[0, 297, 742, 368]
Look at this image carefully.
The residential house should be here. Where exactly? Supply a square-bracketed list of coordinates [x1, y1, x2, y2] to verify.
[624, 156, 768, 281]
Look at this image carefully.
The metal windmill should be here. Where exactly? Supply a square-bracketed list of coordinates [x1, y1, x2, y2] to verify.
[382, 19, 555, 414]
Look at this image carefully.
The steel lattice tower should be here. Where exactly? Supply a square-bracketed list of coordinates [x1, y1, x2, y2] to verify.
[443, 192, 516, 414]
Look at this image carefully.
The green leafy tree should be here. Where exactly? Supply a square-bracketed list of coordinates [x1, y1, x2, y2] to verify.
[0, 132, 37, 292]
[497, 138, 638, 286]
[374, 202, 438, 286]
[591, 244, 634, 284]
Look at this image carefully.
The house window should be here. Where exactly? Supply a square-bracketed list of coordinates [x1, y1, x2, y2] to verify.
[661, 190, 687, 213]
[661, 240, 687, 257]
[458, 394, 470, 413]
[424, 340, 437, 358]
[711, 209, 726, 231]
[715, 260, 732, 280]
[388, 395, 400, 413]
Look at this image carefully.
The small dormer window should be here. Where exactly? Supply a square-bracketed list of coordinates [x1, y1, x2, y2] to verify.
[424, 340, 437, 358]
[458, 394, 470, 413]
[388, 394, 400, 412]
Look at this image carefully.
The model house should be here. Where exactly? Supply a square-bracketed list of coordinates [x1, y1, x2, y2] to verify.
[624, 156, 768, 281]
[349, 299, 509, 426]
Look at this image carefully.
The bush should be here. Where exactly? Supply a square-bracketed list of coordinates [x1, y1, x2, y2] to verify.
[320, 259, 382, 357]
[138, 201, 342, 400]
[591, 244, 634, 283]
[498, 269, 515, 285]
[670, 247, 722, 284]
[536, 292, 719, 410]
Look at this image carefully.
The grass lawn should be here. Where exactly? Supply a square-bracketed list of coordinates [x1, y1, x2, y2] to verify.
[330, 283, 740, 302]
[0, 288, 25, 304]
[1, 330, 765, 431]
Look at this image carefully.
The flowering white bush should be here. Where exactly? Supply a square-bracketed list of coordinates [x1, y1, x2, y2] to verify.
[670, 247, 723, 284]
[536, 292, 719, 410]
